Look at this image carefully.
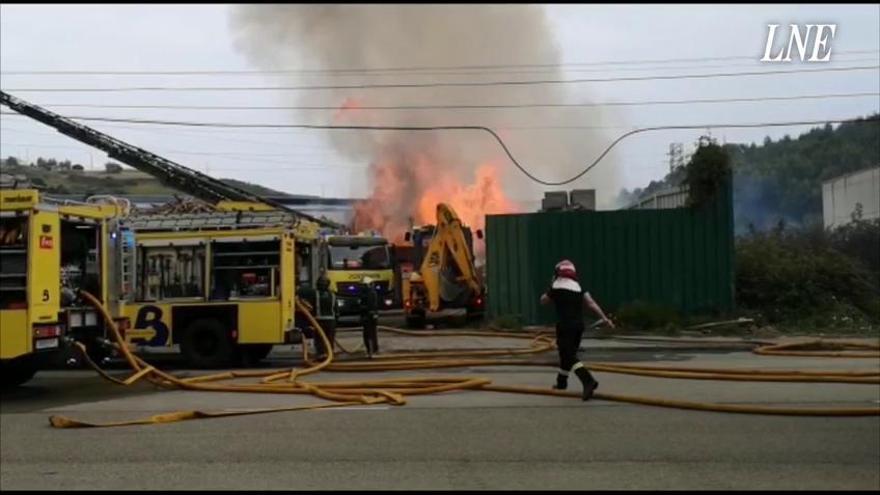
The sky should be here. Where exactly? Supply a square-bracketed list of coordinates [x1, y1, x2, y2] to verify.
[1, 4, 878, 205]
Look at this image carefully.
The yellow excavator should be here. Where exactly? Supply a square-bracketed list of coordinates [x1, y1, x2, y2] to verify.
[402, 203, 485, 328]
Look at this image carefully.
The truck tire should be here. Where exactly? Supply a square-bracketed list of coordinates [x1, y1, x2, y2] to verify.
[239, 344, 273, 366]
[1, 356, 38, 389]
[466, 307, 485, 323]
[405, 310, 426, 329]
[180, 318, 236, 369]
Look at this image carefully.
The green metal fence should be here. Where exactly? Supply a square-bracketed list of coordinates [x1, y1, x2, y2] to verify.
[486, 181, 734, 325]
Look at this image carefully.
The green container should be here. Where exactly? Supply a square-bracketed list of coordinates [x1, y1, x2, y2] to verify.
[486, 180, 734, 325]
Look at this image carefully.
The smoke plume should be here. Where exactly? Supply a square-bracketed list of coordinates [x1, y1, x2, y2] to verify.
[229, 5, 623, 240]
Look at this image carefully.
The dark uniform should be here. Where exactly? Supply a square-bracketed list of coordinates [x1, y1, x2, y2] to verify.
[360, 279, 380, 357]
[542, 260, 601, 401]
[546, 284, 588, 375]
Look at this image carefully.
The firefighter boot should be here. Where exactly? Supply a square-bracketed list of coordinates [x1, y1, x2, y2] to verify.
[553, 373, 568, 390]
[574, 366, 599, 401]
[363, 334, 373, 359]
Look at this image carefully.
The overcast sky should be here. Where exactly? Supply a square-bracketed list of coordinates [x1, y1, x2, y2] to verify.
[1, 4, 878, 203]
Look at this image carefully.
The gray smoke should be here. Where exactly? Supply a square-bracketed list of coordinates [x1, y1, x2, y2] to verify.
[229, 4, 623, 215]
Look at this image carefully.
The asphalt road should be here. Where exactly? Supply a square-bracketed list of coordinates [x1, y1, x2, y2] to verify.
[2, 332, 879, 490]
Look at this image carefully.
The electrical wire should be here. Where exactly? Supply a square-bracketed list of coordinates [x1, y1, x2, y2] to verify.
[4, 48, 877, 75]
[2, 111, 876, 186]
[23, 91, 880, 111]
[4, 58, 880, 80]
[5, 65, 878, 93]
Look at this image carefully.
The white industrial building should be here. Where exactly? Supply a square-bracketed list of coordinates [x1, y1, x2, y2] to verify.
[821, 166, 880, 229]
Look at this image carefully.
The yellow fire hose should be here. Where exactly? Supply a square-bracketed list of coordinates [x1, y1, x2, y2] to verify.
[47, 291, 880, 428]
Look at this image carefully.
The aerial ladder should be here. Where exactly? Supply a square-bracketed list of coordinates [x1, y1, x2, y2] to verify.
[0, 90, 337, 229]
[402, 203, 485, 328]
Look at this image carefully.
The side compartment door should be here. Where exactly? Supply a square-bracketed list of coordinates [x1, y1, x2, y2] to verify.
[280, 232, 295, 333]
[28, 211, 60, 326]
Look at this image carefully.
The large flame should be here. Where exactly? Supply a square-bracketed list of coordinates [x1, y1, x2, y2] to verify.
[353, 159, 518, 242]
[343, 99, 521, 254]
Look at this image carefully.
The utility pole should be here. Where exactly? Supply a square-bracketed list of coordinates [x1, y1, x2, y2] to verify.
[667, 142, 684, 174]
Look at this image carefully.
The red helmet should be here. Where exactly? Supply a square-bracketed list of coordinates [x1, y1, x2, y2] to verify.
[554, 259, 577, 280]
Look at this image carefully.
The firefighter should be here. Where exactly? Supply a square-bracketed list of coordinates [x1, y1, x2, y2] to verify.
[539, 259, 614, 400]
[361, 276, 380, 357]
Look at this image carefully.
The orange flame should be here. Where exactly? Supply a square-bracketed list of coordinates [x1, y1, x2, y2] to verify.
[341, 98, 521, 255]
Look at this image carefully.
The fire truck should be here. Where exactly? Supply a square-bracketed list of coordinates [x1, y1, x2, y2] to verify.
[0, 189, 122, 387]
[0, 90, 339, 372]
[322, 233, 395, 318]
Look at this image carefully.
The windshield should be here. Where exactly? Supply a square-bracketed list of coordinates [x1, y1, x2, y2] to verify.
[328, 245, 391, 270]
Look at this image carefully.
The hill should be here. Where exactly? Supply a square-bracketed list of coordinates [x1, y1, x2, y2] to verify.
[616, 113, 880, 233]
[0, 160, 313, 199]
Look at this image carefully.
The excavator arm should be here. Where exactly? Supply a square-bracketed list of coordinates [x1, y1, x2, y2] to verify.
[418, 203, 482, 312]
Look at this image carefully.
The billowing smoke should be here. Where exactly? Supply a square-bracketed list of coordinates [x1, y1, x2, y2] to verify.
[229, 5, 623, 240]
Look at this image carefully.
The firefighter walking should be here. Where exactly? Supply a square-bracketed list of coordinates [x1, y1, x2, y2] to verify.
[539, 259, 614, 400]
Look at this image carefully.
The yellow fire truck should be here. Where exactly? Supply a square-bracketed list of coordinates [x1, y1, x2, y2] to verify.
[323, 234, 395, 317]
[106, 211, 312, 367]
[0, 189, 120, 387]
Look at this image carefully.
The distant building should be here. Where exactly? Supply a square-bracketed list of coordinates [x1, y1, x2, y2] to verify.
[822, 166, 880, 228]
[623, 184, 690, 210]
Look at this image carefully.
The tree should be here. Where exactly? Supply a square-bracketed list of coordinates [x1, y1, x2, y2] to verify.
[683, 136, 731, 208]
[4, 156, 20, 167]
[104, 162, 123, 174]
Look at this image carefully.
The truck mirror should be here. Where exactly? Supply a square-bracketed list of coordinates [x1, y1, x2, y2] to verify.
[476, 229, 484, 240]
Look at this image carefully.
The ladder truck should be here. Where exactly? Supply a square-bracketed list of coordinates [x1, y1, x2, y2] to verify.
[0, 90, 340, 368]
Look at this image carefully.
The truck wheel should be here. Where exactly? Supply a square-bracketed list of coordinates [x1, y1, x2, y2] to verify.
[180, 318, 235, 369]
[405, 311, 426, 329]
[239, 344, 273, 366]
[1, 356, 38, 389]
[465, 308, 485, 322]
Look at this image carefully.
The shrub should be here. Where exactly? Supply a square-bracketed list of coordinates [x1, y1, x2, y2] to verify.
[735, 222, 880, 323]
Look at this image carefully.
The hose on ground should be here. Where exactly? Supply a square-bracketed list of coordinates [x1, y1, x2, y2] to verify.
[47, 291, 880, 428]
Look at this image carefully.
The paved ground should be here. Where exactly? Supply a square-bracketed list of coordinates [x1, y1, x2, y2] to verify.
[2, 330, 879, 490]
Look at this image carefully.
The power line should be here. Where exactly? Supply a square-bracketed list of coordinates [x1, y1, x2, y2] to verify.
[2, 111, 875, 186]
[5, 65, 877, 93]
[0, 141, 363, 169]
[3, 49, 877, 75]
[1, 119, 342, 149]
[0, 124, 341, 155]
[26, 91, 880, 112]
[0, 112, 666, 131]
[4, 57, 879, 80]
